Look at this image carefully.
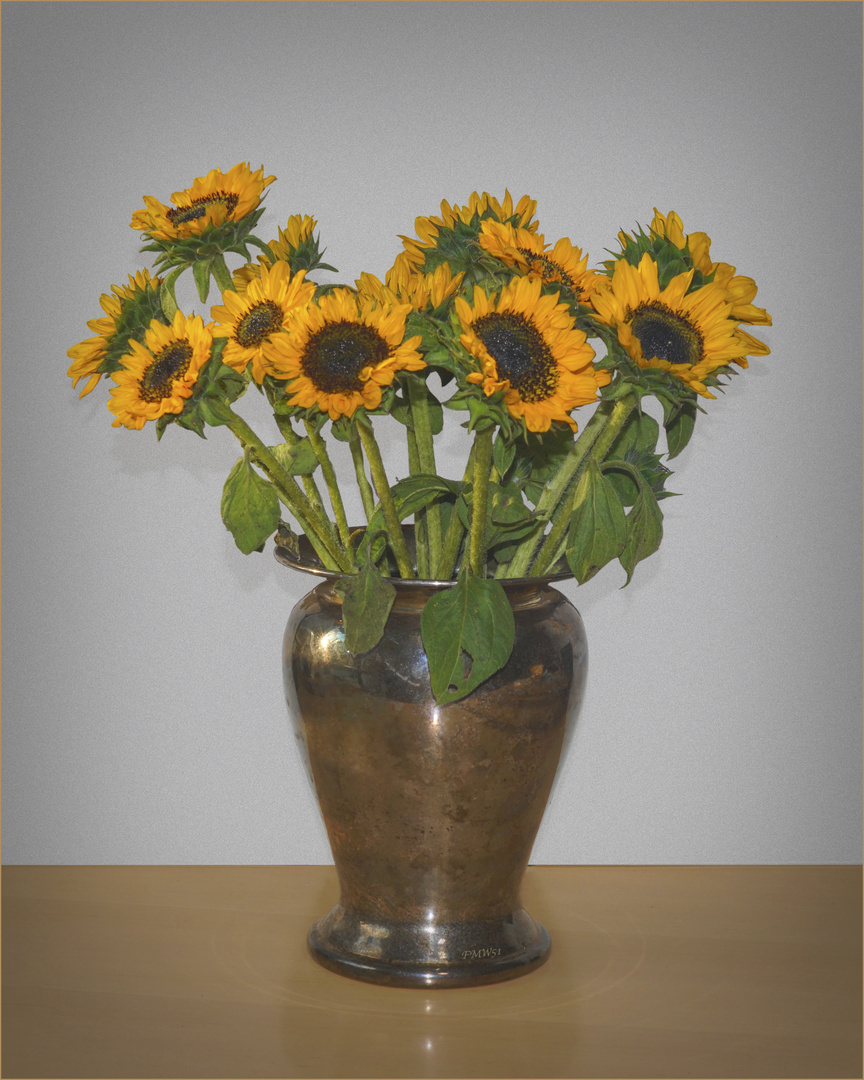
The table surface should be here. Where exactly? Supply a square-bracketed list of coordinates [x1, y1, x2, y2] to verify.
[2, 865, 861, 1079]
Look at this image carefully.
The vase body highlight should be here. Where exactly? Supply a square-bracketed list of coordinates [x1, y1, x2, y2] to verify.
[280, 546, 587, 988]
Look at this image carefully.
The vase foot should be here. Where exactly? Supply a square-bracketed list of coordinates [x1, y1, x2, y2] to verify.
[307, 904, 551, 988]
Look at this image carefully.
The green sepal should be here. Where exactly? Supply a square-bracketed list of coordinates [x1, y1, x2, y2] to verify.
[565, 458, 628, 584]
[140, 205, 268, 273]
[220, 449, 281, 555]
[602, 221, 714, 293]
[334, 532, 397, 655]
[329, 417, 354, 443]
[155, 338, 246, 439]
[94, 274, 169, 377]
[192, 259, 212, 303]
[420, 564, 515, 705]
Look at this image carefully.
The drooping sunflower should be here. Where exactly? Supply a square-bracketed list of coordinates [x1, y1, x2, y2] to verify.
[210, 261, 316, 383]
[263, 288, 425, 421]
[107, 312, 213, 430]
[67, 270, 164, 397]
[456, 276, 609, 433]
[478, 220, 603, 303]
[129, 163, 275, 242]
[590, 252, 753, 397]
[649, 209, 772, 358]
[399, 190, 538, 272]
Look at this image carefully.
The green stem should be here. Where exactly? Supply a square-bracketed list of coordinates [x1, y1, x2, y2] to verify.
[406, 377, 443, 571]
[503, 398, 623, 578]
[348, 427, 376, 523]
[356, 416, 415, 579]
[469, 426, 494, 578]
[524, 392, 639, 578]
[435, 445, 475, 581]
[227, 411, 354, 572]
[406, 426, 431, 579]
[304, 419, 351, 549]
[273, 414, 337, 541]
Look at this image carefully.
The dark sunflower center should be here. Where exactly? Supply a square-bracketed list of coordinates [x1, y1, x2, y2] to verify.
[301, 321, 390, 393]
[518, 248, 577, 294]
[474, 312, 558, 402]
[139, 342, 193, 401]
[167, 191, 239, 226]
[629, 302, 703, 367]
[236, 301, 283, 348]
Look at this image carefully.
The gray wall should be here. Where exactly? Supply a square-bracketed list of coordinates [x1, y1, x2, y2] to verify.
[3, 1, 861, 864]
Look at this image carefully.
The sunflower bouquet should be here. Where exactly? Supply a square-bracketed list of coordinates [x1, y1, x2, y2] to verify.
[68, 162, 771, 704]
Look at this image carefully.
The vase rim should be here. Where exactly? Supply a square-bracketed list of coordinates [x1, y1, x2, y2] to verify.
[274, 526, 573, 587]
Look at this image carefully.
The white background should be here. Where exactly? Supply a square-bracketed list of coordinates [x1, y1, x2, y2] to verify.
[3, 1, 861, 864]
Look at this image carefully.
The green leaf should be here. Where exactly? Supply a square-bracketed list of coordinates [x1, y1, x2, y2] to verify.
[220, 452, 281, 554]
[513, 426, 576, 506]
[197, 396, 238, 428]
[335, 552, 396, 655]
[269, 438, 320, 476]
[619, 477, 664, 586]
[492, 432, 517, 479]
[664, 400, 698, 459]
[421, 567, 515, 705]
[566, 458, 628, 584]
[329, 417, 354, 442]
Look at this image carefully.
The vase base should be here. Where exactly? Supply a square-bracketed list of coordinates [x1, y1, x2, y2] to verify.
[307, 904, 551, 988]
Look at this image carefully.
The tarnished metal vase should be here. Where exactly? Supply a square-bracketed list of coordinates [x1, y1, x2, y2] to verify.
[279, 542, 588, 989]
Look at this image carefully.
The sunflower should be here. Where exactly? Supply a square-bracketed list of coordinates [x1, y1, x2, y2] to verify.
[230, 215, 322, 293]
[650, 209, 772, 356]
[129, 163, 275, 242]
[210, 261, 316, 383]
[456, 276, 609, 433]
[356, 257, 465, 313]
[107, 312, 213, 430]
[263, 288, 425, 421]
[399, 190, 538, 271]
[67, 270, 163, 397]
[590, 252, 753, 397]
[478, 221, 602, 302]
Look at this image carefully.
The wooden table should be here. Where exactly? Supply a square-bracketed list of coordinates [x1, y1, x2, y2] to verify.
[2, 865, 860, 1079]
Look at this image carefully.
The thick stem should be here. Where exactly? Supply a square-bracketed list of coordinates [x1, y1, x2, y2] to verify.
[406, 377, 443, 571]
[273, 414, 338, 543]
[525, 392, 639, 577]
[406, 426, 431, 579]
[435, 444, 475, 580]
[469, 426, 494, 578]
[227, 412, 354, 572]
[356, 417, 415, 579]
[304, 419, 351, 548]
[348, 427, 376, 523]
[503, 397, 628, 578]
